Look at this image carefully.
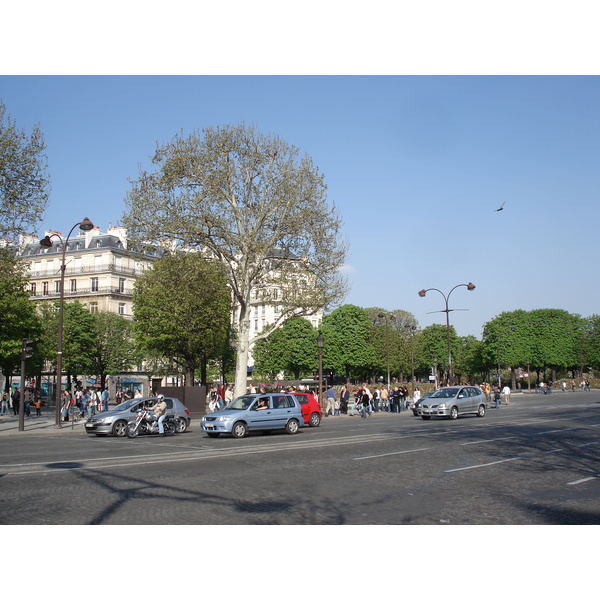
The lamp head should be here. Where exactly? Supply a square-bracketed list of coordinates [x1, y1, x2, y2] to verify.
[39, 236, 53, 248]
[79, 218, 94, 231]
[418, 289, 427, 297]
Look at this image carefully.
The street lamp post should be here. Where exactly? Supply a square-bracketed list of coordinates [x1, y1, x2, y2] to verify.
[317, 332, 324, 412]
[405, 324, 417, 393]
[418, 282, 475, 386]
[40, 218, 94, 428]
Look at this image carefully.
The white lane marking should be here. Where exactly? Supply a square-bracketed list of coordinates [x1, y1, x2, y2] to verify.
[461, 436, 516, 445]
[567, 475, 600, 486]
[353, 447, 431, 460]
[445, 457, 524, 472]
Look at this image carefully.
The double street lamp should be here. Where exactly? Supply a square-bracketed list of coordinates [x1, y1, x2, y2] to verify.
[418, 282, 475, 386]
[40, 217, 95, 428]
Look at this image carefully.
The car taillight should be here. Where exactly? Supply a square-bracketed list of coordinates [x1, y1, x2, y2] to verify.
[185, 410, 189, 415]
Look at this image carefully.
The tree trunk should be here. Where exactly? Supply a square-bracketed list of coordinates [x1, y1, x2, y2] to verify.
[234, 310, 251, 396]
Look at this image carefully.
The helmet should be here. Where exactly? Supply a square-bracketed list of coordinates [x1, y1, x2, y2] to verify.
[157, 394, 164, 400]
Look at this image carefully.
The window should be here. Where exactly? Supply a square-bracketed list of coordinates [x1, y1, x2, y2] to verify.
[91, 277, 99, 292]
[30, 283, 36, 295]
[118, 278, 125, 293]
[118, 303, 125, 315]
[55, 281, 62, 294]
[70, 279, 77, 294]
[89, 302, 98, 314]
[43, 282, 49, 296]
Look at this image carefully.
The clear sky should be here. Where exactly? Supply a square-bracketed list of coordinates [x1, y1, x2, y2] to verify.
[2, 74, 599, 337]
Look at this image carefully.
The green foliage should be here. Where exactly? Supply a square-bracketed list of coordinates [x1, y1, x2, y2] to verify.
[132, 252, 232, 384]
[0, 247, 42, 381]
[0, 100, 50, 241]
[321, 305, 376, 379]
[252, 317, 317, 380]
[91, 311, 138, 387]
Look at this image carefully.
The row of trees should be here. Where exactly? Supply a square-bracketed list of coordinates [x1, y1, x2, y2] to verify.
[252, 305, 600, 387]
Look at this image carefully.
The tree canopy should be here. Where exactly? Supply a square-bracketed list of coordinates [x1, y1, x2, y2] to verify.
[123, 123, 348, 394]
[0, 100, 50, 241]
[132, 252, 232, 385]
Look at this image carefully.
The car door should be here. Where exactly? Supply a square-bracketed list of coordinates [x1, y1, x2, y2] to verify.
[247, 396, 278, 431]
[271, 395, 297, 429]
[455, 387, 471, 413]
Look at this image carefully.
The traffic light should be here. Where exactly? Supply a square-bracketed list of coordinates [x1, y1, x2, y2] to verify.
[21, 338, 34, 360]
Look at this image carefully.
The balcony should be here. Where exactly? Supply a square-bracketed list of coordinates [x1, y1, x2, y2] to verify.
[31, 286, 133, 300]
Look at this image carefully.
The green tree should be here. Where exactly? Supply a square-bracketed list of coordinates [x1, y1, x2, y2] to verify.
[0, 100, 50, 241]
[321, 305, 375, 381]
[39, 300, 97, 388]
[0, 247, 42, 389]
[132, 252, 232, 385]
[123, 123, 348, 396]
[92, 311, 138, 390]
[418, 324, 459, 385]
[253, 317, 317, 380]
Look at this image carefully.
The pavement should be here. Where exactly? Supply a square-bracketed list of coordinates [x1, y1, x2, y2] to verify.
[0, 411, 90, 437]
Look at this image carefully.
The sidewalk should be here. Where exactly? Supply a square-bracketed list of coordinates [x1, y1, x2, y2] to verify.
[0, 412, 88, 437]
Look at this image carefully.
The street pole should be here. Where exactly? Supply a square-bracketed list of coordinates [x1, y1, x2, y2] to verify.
[40, 218, 94, 428]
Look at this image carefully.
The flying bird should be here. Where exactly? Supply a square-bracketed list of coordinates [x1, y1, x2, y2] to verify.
[494, 202, 505, 212]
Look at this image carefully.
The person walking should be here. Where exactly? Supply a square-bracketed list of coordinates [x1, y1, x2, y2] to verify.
[11, 387, 20, 415]
[325, 386, 336, 417]
[0, 391, 9, 415]
[340, 385, 349, 414]
[502, 384, 511, 405]
[494, 386, 501, 409]
[101, 388, 109, 412]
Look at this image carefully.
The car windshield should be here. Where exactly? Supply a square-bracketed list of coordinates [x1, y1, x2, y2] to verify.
[226, 395, 257, 410]
[111, 399, 139, 411]
[431, 387, 460, 399]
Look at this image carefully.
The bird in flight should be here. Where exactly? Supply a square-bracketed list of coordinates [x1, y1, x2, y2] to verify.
[494, 202, 505, 212]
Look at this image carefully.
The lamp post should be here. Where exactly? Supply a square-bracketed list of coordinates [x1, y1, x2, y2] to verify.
[378, 312, 396, 389]
[317, 332, 324, 412]
[418, 282, 475, 386]
[40, 217, 94, 428]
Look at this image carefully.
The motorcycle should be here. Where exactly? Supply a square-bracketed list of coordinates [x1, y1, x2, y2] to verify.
[127, 409, 176, 438]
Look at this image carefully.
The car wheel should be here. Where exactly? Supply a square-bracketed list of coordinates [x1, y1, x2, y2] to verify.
[421, 415, 431, 420]
[207, 432, 220, 438]
[308, 412, 321, 427]
[231, 421, 248, 438]
[112, 420, 128, 437]
[175, 417, 188, 433]
[476, 404, 486, 418]
[449, 406, 459, 420]
[285, 419, 300, 435]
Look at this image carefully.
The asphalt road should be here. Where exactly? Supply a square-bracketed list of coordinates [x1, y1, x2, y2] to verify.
[1, 391, 599, 525]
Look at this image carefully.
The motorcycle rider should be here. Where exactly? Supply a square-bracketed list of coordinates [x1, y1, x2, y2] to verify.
[151, 394, 168, 437]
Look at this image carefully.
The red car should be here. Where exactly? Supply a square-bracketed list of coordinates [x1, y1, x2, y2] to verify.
[291, 392, 322, 427]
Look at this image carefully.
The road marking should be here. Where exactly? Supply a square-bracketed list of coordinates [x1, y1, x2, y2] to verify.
[445, 456, 524, 472]
[567, 474, 600, 486]
[353, 447, 431, 460]
[535, 428, 578, 435]
[461, 436, 516, 445]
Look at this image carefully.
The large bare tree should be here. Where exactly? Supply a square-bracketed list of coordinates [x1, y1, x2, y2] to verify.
[123, 123, 348, 394]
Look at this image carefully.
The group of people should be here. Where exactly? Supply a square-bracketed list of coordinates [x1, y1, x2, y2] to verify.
[323, 384, 422, 418]
[59, 388, 110, 421]
[206, 384, 235, 412]
[1, 387, 42, 417]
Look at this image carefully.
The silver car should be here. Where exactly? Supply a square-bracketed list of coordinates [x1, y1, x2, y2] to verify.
[416, 386, 486, 420]
[85, 396, 191, 437]
[201, 393, 303, 438]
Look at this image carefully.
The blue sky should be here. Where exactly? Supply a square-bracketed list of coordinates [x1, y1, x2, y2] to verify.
[2, 75, 599, 337]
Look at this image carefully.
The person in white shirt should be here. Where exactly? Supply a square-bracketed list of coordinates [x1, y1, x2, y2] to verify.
[502, 385, 511, 405]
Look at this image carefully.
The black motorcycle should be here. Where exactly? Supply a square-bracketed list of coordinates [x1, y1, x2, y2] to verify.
[127, 409, 176, 438]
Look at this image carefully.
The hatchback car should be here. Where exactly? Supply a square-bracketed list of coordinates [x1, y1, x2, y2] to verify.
[201, 393, 303, 438]
[415, 386, 486, 420]
[290, 392, 322, 427]
[85, 396, 191, 437]
[411, 392, 433, 416]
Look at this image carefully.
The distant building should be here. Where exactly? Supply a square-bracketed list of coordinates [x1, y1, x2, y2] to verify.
[17, 225, 162, 318]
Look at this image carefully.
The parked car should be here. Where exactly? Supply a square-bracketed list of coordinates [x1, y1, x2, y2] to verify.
[411, 392, 433, 416]
[290, 392, 322, 427]
[201, 393, 303, 438]
[85, 396, 191, 437]
[415, 386, 486, 420]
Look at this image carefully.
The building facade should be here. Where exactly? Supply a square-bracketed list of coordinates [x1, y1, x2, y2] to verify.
[18, 225, 161, 318]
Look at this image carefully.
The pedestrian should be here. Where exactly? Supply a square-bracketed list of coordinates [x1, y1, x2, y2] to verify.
[11, 387, 20, 415]
[34, 395, 41, 416]
[101, 388, 109, 412]
[225, 385, 234, 406]
[561, 381, 567, 392]
[80, 389, 89, 418]
[325, 386, 336, 417]
[24, 387, 32, 417]
[372, 387, 380, 412]
[340, 385, 349, 414]
[0, 391, 9, 415]
[502, 384, 511, 405]
[381, 386, 389, 412]
[494, 386, 501, 408]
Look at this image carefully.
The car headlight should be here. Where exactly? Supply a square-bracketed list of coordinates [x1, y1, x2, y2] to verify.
[215, 416, 230, 422]
[437, 403, 446, 409]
